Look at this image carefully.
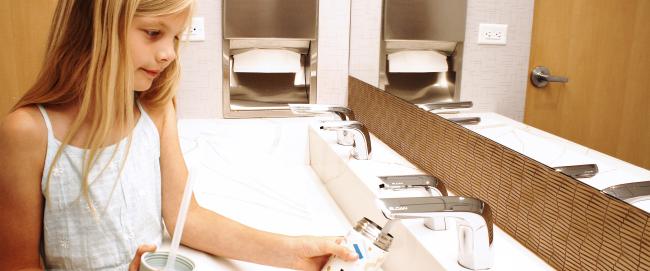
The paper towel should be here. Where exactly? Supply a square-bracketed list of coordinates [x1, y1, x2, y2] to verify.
[387, 50, 448, 73]
[232, 49, 301, 73]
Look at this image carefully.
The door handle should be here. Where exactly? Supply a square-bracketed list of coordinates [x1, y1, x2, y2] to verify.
[531, 66, 569, 88]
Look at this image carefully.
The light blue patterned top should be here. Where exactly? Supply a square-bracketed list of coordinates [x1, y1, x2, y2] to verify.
[37, 103, 163, 270]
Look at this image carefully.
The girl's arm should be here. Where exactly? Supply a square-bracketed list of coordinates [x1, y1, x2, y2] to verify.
[151, 102, 356, 271]
[0, 107, 47, 270]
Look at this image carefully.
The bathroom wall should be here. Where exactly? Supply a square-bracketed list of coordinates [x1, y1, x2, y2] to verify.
[175, 0, 534, 121]
[350, 0, 535, 121]
[175, 0, 351, 118]
[460, 0, 534, 121]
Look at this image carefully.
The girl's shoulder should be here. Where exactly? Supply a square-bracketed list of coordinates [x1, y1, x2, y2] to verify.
[1, 106, 48, 143]
[0, 105, 48, 161]
[139, 100, 176, 137]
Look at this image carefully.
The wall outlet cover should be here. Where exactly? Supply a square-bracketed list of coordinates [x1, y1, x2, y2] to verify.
[478, 23, 508, 45]
[183, 17, 205, 42]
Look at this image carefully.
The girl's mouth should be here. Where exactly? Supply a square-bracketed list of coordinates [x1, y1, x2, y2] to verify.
[142, 68, 160, 78]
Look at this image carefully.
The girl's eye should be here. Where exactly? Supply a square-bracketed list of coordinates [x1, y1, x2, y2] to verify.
[144, 30, 161, 38]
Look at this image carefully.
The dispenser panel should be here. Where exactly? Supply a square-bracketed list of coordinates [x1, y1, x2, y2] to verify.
[224, 0, 318, 40]
[384, 0, 467, 42]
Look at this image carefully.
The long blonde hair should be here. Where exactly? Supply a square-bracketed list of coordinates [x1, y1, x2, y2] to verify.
[13, 0, 194, 209]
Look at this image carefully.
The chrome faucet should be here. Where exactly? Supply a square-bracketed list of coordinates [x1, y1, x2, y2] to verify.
[419, 101, 474, 112]
[289, 104, 356, 145]
[378, 175, 448, 230]
[554, 164, 598, 178]
[417, 101, 481, 125]
[448, 116, 481, 125]
[379, 196, 494, 270]
[602, 181, 650, 204]
[320, 121, 371, 160]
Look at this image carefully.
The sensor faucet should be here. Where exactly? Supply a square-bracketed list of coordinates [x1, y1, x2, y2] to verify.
[379, 196, 494, 270]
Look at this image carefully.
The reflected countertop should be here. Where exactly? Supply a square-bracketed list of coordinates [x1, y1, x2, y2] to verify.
[441, 112, 650, 189]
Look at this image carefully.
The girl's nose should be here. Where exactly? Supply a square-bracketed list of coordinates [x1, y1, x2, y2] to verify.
[156, 45, 176, 63]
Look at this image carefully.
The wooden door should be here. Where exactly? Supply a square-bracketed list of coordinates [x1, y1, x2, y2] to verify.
[0, 1, 57, 119]
[524, 0, 650, 169]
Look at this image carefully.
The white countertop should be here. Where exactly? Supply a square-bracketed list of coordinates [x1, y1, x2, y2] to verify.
[171, 118, 352, 270]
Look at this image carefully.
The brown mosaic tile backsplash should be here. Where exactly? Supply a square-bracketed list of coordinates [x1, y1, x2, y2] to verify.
[347, 76, 650, 271]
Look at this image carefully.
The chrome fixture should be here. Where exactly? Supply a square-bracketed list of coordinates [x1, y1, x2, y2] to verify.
[320, 121, 372, 160]
[378, 175, 448, 230]
[288, 104, 356, 121]
[553, 164, 598, 178]
[379, 196, 493, 270]
[602, 181, 650, 204]
[289, 104, 356, 146]
[418, 101, 473, 112]
[448, 117, 481, 125]
[531, 66, 569, 88]
[380, 0, 468, 104]
[222, 0, 318, 118]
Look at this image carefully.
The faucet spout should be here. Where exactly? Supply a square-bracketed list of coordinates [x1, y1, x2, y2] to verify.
[378, 175, 449, 230]
[288, 104, 355, 121]
[602, 181, 650, 204]
[448, 116, 481, 125]
[290, 104, 357, 145]
[379, 196, 493, 270]
[554, 164, 598, 178]
[320, 121, 371, 160]
[419, 101, 473, 112]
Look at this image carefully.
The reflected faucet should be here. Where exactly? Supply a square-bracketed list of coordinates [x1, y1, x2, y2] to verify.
[418, 101, 473, 112]
[553, 164, 598, 178]
[417, 101, 481, 125]
[379, 196, 494, 270]
[378, 175, 448, 230]
[448, 116, 481, 125]
[289, 104, 356, 145]
[602, 181, 650, 204]
[320, 120, 371, 160]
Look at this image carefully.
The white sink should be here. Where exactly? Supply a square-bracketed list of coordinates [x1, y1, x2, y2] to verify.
[309, 124, 555, 271]
[174, 118, 352, 270]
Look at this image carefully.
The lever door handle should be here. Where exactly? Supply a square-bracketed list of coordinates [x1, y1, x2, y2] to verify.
[531, 66, 569, 88]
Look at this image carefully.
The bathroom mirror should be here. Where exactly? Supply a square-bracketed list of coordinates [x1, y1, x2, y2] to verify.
[348, 0, 650, 209]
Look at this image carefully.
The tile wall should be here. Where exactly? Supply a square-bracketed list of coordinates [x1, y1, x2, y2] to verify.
[175, 0, 534, 121]
[176, 0, 351, 118]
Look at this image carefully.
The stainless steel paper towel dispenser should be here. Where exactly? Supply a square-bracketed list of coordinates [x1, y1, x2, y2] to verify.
[379, 0, 467, 104]
[222, 0, 319, 118]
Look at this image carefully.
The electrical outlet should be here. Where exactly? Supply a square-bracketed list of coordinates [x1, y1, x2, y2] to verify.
[478, 23, 507, 45]
[183, 17, 205, 41]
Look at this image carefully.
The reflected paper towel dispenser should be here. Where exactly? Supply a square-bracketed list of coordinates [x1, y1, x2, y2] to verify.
[222, 0, 318, 118]
[379, 0, 467, 104]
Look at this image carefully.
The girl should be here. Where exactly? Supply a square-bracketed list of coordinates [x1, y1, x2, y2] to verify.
[0, 0, 357, 270]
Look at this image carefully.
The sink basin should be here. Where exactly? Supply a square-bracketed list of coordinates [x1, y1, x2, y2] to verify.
[309, 124, 554, 271]
[174, 118, 353, 270]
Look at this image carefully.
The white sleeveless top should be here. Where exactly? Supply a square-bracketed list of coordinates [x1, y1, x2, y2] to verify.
[38, 103, 163, 270]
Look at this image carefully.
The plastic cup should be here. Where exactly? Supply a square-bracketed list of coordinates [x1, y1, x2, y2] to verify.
[139, 251, 195, 271]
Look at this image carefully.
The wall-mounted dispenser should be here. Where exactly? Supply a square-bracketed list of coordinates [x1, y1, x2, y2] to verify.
[379, 0, 467, 104]
[222, 0, 318, 118]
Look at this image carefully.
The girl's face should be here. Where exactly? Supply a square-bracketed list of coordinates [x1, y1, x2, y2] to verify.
[128, 10, 189, 91]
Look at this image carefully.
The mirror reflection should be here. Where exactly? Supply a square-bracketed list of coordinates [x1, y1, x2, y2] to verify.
[349, 0, 650, 209]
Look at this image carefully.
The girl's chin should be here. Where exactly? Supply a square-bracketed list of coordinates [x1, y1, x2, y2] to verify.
[134, 79, 153, 92]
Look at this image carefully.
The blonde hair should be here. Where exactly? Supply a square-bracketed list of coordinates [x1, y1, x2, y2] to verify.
[13, 0, 194, 210]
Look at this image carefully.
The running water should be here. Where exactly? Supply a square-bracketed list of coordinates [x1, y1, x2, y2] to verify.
[380, 219, 395, 237]
[164, 171, 196, 271]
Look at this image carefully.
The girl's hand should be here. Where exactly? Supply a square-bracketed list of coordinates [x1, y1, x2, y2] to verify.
[128, 244, 157, 271]
[288, 236, 359, 271]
